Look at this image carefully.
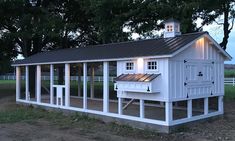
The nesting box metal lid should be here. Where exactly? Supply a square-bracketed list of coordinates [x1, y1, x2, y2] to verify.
[115, 74, 160, 82]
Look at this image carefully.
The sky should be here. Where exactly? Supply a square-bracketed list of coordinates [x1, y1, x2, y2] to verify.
[203, 23, 235, 64]
[131, 20, 235, 64]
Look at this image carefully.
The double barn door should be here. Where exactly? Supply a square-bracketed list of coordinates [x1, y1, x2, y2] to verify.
[184, 60, 214, 98]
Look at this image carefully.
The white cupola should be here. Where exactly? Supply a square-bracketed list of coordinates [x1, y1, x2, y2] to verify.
[163, 18, 181, 38]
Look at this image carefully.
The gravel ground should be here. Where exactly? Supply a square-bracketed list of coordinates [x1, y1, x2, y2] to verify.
[0, 95, 235, 141]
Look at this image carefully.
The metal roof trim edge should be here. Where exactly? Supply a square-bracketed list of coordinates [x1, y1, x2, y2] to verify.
[204, 34, 232, 61]
[170, 33, 206, 57]
[171, 32, 232, 61]
[12, 55, 172, 67]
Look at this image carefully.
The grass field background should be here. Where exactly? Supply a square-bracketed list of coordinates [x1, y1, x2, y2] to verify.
[0, 80, 235, 100]
[225, 70, 235, 78]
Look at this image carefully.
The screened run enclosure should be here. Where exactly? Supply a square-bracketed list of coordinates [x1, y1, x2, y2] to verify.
[13, 19, 232, 133]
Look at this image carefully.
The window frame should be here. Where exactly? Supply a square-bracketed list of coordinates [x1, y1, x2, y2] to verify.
[125, 61, 135, 71]
[146, 60, 158, 71]
[167, 25, 173, 32]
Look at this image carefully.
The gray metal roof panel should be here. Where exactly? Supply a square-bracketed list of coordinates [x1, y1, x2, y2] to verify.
[13, 32, 207, 65]
[115, 74, 160, 82]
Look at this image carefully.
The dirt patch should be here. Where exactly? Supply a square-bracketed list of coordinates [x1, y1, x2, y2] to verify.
[0, 96, 235, 141]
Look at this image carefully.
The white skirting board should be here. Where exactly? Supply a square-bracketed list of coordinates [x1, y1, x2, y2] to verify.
[16, 99, 223, 127]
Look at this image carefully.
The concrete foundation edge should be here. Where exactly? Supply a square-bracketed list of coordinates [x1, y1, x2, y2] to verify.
[17, 102, 223, 133]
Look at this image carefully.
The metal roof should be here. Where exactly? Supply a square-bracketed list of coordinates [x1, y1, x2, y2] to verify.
[115, 74, 160, 82]
[13, 32, 208, 66]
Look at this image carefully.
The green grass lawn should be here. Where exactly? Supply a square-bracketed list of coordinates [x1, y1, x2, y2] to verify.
[0, 80, 16, 96]
[225, 69, 235, 78]
[224, 85, 235, 100]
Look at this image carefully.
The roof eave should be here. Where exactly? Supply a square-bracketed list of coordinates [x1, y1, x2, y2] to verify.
[170, 33, 205, 57]
[204, 34, 232, 61]
[171, 33, 232, 61]
[11, 54, 172, 67]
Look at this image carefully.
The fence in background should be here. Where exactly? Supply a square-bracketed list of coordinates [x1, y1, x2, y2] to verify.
[1, 75, 235, 86]
[224, 78, 235, 86]
[0, 75, 116, 82]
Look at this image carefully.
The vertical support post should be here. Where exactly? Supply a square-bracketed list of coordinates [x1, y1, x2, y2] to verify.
[50, 64, 54, 104]
[83, 63, 87, 110]
[140, 99, 145, 118]
[65, 64, 70, 107]
[25, 66, 29, 101]
[36, 65, 41, 103]
[204, 97, 209, 115]
[165, 102, 173, 125]
[187, 99, 192, 118]
[103, 61, 109, 113]
[233, 78, 234, 86]
[118, 97, 123, 115]
[218, 96, 224, 113]
[16, 66, 21, 101]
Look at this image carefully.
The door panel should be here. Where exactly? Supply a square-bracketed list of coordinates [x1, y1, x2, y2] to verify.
[184, 60, 214, 98]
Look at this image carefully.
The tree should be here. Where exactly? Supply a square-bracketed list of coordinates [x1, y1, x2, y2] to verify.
[125, 0, 201, 38]
[0, 0, 97, 87]
[89, 0, 132, 44]
[0, 38, 15, 74]
[196, 0, 235, 50]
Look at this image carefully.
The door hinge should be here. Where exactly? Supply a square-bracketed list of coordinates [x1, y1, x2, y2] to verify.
[115, 85, 118, 90]
[147, 86, 150, 92]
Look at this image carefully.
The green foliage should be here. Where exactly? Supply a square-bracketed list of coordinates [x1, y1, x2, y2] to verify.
[0, 0, 234, 66]
[195, 0, 235, 50]
[225, 70, 235, 77]
[0, 106, 48, 123]
[224, 85, 235, 100]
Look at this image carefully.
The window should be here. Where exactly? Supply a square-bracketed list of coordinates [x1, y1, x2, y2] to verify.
[147, 61, 157, 70]
[126, 62, 134, 70]
[167, 25, 173, 32]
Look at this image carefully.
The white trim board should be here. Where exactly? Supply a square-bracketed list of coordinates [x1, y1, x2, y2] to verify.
[16, 98, 223, 127]
[16, 99, 168, 126]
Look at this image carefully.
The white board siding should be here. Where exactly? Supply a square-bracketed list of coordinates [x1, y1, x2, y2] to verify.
[116, 58, 169, 101]
[169, 37, 225, 101]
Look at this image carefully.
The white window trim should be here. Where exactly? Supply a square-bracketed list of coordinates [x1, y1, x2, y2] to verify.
[145, 60, 158, 72]
[125, 61, 135, 72]
[167, 25, 173, 32]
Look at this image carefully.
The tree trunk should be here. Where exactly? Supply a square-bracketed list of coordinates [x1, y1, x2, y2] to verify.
[90, 65, 95, 99]
[220, 3, 230, 50]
